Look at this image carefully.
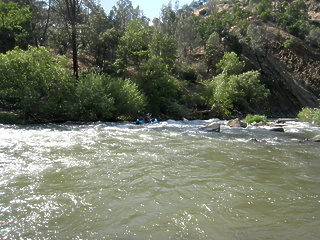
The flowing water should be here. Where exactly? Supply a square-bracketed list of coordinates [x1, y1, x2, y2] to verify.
[0, 120, 319, 240]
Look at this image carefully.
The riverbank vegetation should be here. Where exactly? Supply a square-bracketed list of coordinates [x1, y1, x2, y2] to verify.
[0, 0, 319, 123]
[243, 114, 267, 124]
[297, 108, 320, 125]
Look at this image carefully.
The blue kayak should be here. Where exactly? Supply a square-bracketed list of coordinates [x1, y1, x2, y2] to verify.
[136, 119, 159, 124]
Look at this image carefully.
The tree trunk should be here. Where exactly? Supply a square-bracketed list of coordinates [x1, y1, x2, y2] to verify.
[71, 22, 78, 79]
[64, 0, 79, 79]
[40, 0, 51, 46]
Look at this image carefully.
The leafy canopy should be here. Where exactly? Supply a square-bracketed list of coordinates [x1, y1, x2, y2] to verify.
[202, 52, 269, 117]
[0, 46, 73, 120]
[75, 73, 146, 121]
[216, 52, 245, 75]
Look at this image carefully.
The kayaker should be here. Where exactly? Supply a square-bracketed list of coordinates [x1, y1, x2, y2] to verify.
[145, 113, 152, 123]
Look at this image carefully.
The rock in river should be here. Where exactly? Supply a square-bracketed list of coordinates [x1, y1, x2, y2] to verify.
[199, 122, 220, 132]
[309, 135, 320, 142]
[228, 118, 247, 128]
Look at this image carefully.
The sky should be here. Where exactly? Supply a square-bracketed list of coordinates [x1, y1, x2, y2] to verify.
[100, 0, 192, 20]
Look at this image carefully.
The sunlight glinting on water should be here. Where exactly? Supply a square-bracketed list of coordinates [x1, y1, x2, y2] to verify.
[0, 120, 319, 239]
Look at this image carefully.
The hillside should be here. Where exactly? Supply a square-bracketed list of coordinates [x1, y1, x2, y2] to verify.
[193, 0, 320, 117]
[240, 20, 320, 116]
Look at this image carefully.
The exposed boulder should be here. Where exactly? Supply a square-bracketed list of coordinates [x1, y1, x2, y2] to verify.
[275, 118, 297, 124]
[228, 118, 247, 128]
[199, 122, 220, 132]
[309, 135, 320, 142]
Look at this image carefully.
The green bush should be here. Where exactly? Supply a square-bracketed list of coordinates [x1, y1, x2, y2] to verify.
[74, 73, 115, 121]
[202, 68, 270, 117]
[243, 114, 267, 124]
[74, 73, 146, 121]
[108, 77, 146, 120]
[177, 65, 198, 82]
[297, 108, 320, 125]
[283, 38, 294, 48]
[216, 52, 245, 75]
[276, 0, 310, 38]
[0, 112, 23, 124]
[255, 0, 272, 22]
[137, 57, 182, 114]
[0, 46, 74, 121]
[307, 28, 320, 49]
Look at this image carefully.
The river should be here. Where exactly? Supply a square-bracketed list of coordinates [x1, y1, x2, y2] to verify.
[0, 119, 319, 239]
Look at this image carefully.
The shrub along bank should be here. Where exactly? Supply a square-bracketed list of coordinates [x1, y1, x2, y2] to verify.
[0, 47, 146, 123]
[0, 47, 277, 123]
[297, 108, 320, 125]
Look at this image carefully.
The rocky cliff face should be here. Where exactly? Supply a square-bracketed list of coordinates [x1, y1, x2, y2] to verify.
[195, 0, 320, 117]
[240, 20, 320, 117]
[307, 0, 320, 21]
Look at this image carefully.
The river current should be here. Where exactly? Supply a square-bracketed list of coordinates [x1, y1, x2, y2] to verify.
[0, 119, 319, 239]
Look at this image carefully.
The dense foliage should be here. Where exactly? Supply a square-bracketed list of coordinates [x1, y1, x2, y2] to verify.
[201, 52, 269, 117]
[0, 1, 32, 53]
[0, 0, 318, 122]
[0, 47, 145, 122]
[297, 108, 320, 125]
[243, 114, 268, 124]
[0, 47, 73, 121]
[75, 73, 146, 121]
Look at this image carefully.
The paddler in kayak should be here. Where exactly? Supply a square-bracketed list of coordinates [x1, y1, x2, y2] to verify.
[135, 113, 158, 124]
[144, 113, 153, 123]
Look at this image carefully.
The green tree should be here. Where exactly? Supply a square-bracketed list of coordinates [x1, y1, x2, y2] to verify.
[202, 52, 269, 117]
[0, 47, 73, 121]
[75, 73, 114, 121]
[198, 10, 233, 48]
[216, 52, 245, 75]
[108, 77, 146, 119]
[203, 71, 269, 117]
[156, 2, 177, 36]
[0, 1, 32, 52]
[276, 0, 310, 38]
[307, 27, 320, 49]
[149, 30, 177, 69]
[175, 14, 201, 58]
[115, 20, 151, 68]
[63, 0, 82, 79]
[137, 57, 182, 114]
[297, 108, 320, 125]
[92, 28, 120, 69]
[74, 73, 146, 121]
[232, 4, 251, 24]
[255, 0, 272, 22]
[79, 5, 120, 69]
[108, 0, 148, 34]
[204, 31, 222, 73]
[247, 24, 263, 52]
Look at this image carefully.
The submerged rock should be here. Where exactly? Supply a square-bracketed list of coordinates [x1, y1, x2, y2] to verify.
[228, 118, 247, 128]
[199, 122, 220, 132]
[270, 127, 285, 132]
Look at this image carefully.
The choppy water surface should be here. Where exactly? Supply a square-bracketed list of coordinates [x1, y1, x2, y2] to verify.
[0, 120, 319, 239]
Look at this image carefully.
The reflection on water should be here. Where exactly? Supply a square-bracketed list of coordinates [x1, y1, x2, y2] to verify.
[0, 120, 320, 239]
